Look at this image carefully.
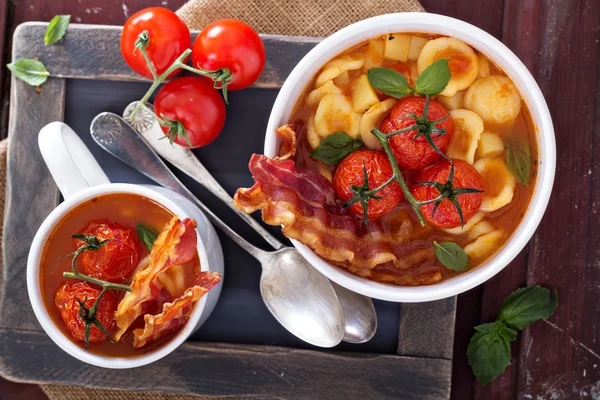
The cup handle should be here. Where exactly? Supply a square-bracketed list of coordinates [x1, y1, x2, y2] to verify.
[38, 121, 110, 200]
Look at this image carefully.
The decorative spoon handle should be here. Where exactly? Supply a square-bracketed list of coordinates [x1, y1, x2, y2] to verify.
[124, 102, 285, 251]
[90, 112, 270, 264]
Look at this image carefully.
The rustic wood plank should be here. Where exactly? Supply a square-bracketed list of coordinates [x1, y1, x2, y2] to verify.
[0, 329, 452, 400]
[398, 297, 456, 360]
[12, 22, 319, 87]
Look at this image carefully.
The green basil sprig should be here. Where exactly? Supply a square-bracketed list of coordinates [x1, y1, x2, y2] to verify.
[45, 15, 71, 45]
[433, 241, 469, 272]
[7, 59, 50, 86]
[505, 135, 531, 186]
[309, 132, 363, 165]
[467, 286, 558, 385]
[136, 224, 158, 251]
[367, 58, 451, 99]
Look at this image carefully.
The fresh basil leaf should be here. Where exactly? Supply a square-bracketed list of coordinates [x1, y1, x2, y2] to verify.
[367, 67, 411, 98]
[309, 132, 363, 165]
[7, 59, 50, 86]
[136, 224, 158, 251]
[415, 59, 451, 96]
[467, 321, 516, 386]
[433, 241, 469, 272]
[498, 286, 558, 330]
[505, 136, 531, 186]
[45, 15, 71, 45]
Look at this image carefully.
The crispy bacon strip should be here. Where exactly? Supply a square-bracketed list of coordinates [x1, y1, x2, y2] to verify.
[114, 217, 198, 341]
[275, 124, 297, 160]
[132, 271, 221, 348]
[234, 154, 441, 285]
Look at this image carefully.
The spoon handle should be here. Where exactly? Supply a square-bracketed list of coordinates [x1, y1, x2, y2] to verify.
[90, 112, 270, 264]
[124, 102, 285, 251]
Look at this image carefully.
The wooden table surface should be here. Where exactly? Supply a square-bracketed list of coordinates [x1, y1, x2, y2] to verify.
[0, 0, 597, 399]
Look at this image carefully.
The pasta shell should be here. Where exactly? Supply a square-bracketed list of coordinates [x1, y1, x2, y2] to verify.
[466, 220, 496, 242]
[351, 74, 380, 113]
[359, 98, 397, 149]
[447, 109, 484, 164]
[384, 33, 411, 62]
[314, 93, 361, 138]
[364, 39, 385, 69]
[334, 70, 351, 88]
[306, 80, 343, 108]
[464, 230, 504, 259]
[306, 116, 322, 150]
[476, 131, 505, 159]
[438, 91, 464, 110]
[444, 211, 485, 235]
[408, 36, 429, 61]
[478, 53, 490, 77]
[315, 54, 365, 87]
[463, 76, 521, 124]
[318, 164, 333, 182]
[418, 37, 479, 97]
[474, 157, 516, 212]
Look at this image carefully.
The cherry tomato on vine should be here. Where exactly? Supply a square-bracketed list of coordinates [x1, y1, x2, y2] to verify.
[154, 76, 226, 148]
[333, 150, 403, 220]
[54, 280, 118, 343]
[379, 96, 453, 171]
[121, 7, 191, 79]
[411, 159, 484, 228]
[191, 19, 266, 91]
[74, 220, 142, 282]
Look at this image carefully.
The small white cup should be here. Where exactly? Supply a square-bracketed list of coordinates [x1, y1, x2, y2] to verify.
[265, 13, 556, 302]
[27, 122, 224, 368]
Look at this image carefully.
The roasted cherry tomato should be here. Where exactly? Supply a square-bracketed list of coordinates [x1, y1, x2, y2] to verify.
[411, 159, 484, 228]
[379, 96, 453, 170]
[333, 150, 403, 220]
[191, 19, 266, 91]
[121, 7, 190, 79]
[154, 76, 226, 148]
[74, 220, 141, 282]
[54, 280, 118, 343]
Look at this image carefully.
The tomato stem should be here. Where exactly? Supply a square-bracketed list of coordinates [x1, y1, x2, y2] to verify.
[63, 271, 131, 292]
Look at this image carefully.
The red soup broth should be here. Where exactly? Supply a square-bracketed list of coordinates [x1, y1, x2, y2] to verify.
[40, 193, 200, 357]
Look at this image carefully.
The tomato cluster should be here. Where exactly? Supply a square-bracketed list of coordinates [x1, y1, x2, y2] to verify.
[331, 96, 484, 229]
[121, 8, 265, 148]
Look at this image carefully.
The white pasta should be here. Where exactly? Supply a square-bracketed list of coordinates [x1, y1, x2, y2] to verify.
[447, 109, 484, 165]
[314, 93, 361, 138]
[438, 91, 464, 110]
[444, 211, 485, 235]
[408, 36, 429, 61]
[359, 98, 397, 149]
[351, 74, 380, 113]
[463, 76, 521, 124]
[474, 157, 516, 212]
[418, 37, 479, 97]
[306, 116, 322, 150]
[476, 131, 505, 159]
[334, 70, 351, 88]
[315, 53, 365, 87]
[306, 80, 343, 108]
[466, 220, 496, 242]
[364, 39, 385, 69]
[464, 230, 504, 259]
[478, 53, 490, 77]
[384, 33, 411, 62]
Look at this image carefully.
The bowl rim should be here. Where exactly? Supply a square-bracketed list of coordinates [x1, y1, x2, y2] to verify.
[264, 12, 556, 302]
[27, 183, 211, 368]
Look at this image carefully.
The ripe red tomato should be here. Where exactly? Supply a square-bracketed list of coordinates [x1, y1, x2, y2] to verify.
[154, 76, 226, 148]
[191, 19, 266, 91]
[379, 96, 453, 170]
[333, 150, 403, 220]
[54, 280, 118, 343]
[411, 159, 484, 228]
[121, 7, 191, 79]
[74, 220, 142, 282]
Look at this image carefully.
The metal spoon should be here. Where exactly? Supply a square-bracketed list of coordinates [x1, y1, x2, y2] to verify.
[123, 102, 377, 344]
[90, 112, 344, 348]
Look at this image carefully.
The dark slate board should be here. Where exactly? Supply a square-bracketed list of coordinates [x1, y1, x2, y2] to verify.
[0, 22, 455, 399]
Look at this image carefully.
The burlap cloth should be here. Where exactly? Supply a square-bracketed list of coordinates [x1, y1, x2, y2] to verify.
[0, 0, 424, 397]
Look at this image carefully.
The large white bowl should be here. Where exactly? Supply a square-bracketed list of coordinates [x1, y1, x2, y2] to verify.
[264, 13, 555, 302]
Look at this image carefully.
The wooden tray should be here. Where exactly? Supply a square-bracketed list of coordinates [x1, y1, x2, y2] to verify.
[0, 23, 455, 399]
